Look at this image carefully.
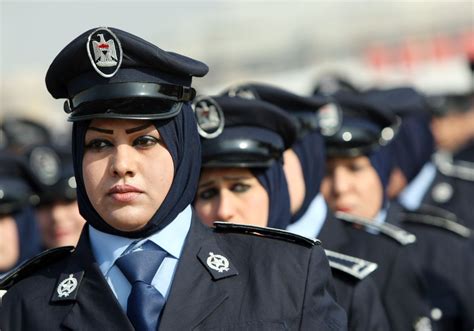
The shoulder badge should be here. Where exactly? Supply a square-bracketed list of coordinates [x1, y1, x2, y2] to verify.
[192, 96, 225, 139]
[0, 246, 74, 290]
[401, 211, 472, 239]
[325, 249, 378, 280]
[335, 211, 417, 245]
[213, 221, 320, 248]
[87, 27, 123, 78]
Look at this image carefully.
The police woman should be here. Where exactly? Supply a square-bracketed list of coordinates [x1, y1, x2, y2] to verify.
[0, 27, 347, 331]
[193, 94, 389, 331]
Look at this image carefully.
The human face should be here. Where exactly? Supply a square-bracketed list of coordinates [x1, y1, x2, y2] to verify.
[36, 201, 86, 248]
[0, 215, 19, 271]
[194, 168, 269, 227]
[283, 149, 306, 215]
[386, 167, 408, 200]
[431, 110, 474, 152]
[321, 156, 383, 219]
[83, 119, 174, 232]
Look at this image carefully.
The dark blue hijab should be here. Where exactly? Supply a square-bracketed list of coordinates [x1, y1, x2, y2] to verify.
[72, 104, 201, 238]
[390, 114, 434, 182]
[252, 160, 291, 230]
[291, 131, 326, 223]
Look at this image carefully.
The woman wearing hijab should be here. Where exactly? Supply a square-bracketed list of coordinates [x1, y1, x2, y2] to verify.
[194, 92, 390, 331]
[367, 87, 474, 331]
[0, 27, 346, 331]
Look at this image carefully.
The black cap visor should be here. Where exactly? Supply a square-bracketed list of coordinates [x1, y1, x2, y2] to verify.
[202, 138, 283, 168]
[67, 97, 183, 122]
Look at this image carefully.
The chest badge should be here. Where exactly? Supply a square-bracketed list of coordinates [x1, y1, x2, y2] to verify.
[207, 252, 230, 273]
[57, 274, 78, 298]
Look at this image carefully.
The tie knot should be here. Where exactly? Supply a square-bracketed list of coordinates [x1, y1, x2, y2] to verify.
[116, 244, 167, 284]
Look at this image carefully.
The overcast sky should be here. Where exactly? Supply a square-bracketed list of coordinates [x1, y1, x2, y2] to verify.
[1, 0, 472, 125]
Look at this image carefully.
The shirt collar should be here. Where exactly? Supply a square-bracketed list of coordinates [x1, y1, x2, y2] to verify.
[89, 205, 192, 276]
[398, 162, 436, 210]
[286, 194, 327, 238]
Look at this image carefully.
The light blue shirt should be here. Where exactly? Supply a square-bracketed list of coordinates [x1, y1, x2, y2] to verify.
[286, 194, 327, 238]
[89, 205, 192, 312]
[398, 162, 436, 211]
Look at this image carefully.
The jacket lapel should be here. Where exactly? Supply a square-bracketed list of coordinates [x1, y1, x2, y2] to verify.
[60, 229, 133, 331]
[159, 214, 235, 330]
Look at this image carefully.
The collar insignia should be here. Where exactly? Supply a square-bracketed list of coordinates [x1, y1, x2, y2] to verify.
[197, 245, 238, 280]
[193, 96, 225, 139]
[51, 271, 84, 302]
[87, 27, 123, 78]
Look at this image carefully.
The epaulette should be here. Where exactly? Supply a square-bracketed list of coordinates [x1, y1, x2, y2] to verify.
[434, 152, 474, 181]
[335, 211, 417, 245]
[213, 222, 320, 248]
[401, 211, 472, 239]
[325, 249, 378, 280]
[0, 246, 74, 290]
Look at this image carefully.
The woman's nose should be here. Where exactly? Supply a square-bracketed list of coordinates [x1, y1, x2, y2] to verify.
[109, 144, 137, 178]
[215, 190, 236, 222]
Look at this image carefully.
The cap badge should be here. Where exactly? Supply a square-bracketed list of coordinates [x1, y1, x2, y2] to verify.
[225, 85, 258, 100]
[29, 146, 60, 186]
[207, 252, 230, 273]
[193, 96, 225, 139]
[317, 103, 341, 136]
[57, 274, 78, 298]
[87, 27, 123, 78]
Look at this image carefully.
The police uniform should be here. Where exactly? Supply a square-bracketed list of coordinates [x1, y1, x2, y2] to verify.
[421, 93, 474, 229]
[317, 91, 438, 331]
[219, 84, 390, 331]
[365, 87, 474, 330]
[386, 201, 474, 330]
[422, 148, 474, 229]
[0, 27, 347, 331]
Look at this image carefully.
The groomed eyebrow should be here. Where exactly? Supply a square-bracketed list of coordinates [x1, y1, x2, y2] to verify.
[88, 127, 113, 134]
[125, 123, 152, 134]
[87, 124, 153, 135]
[198, 175, 253, 188]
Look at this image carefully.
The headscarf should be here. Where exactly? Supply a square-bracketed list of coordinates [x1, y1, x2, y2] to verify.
[72, 104, 201, 238]
[290, 131, 326, 223]
[252, 160, 292, 230]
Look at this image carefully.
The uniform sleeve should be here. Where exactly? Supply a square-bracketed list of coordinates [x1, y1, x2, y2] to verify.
[349, 277, 390, 331]
[0, 289, 23, 331]
[299, 245, 348, 331]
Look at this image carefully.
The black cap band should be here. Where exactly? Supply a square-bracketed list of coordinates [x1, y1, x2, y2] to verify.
[202, 138, 283, 168]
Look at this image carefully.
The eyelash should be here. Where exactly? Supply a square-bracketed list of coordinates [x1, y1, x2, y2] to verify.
[84, 135, 161, 151]
[198, 183, 251, 201]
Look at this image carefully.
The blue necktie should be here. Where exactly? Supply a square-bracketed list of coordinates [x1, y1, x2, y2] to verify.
[116, 242, 168, 331]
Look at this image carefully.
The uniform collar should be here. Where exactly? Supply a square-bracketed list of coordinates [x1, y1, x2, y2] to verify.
[286, 194, 327, 238]
[89, 205, 192, 276]
[398, 162, 436, 210]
